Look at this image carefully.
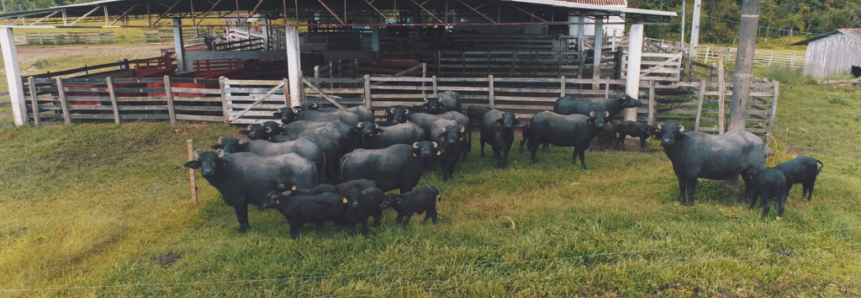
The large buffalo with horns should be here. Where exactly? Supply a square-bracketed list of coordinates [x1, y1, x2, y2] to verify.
[355, 121, 425, 149]
[525, 111, 606, 169]
[183, 149, 318, 233]
[339, 141, 439, 193]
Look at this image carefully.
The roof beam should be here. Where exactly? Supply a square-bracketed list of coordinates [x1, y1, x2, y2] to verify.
[68, 5, 101, 26]
[29, 10, 60, 26]
[457, 0, 497, 24]
[242, 0, 266, 24]
[317, 0, 345, 25]
[410, 0, 443, 23]
[363, 0, 389, 21]
[507, 3, 547, 23]
[151, 0, 182, 26]
[109, 1, 142, 26]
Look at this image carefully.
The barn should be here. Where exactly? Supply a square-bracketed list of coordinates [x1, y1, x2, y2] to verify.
[793, 28, 861, 79]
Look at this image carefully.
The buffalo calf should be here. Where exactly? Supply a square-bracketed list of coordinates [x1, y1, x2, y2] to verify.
[774, 156, 824, 201]
[345, 187, 385, 235]
[749, 168, 788, 217]
[379, 186, 441, 226]
[262, 190, 348, 239]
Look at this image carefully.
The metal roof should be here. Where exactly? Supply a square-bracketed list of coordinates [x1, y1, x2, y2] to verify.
[0, 0, 674, 28]
[792, 28, 861, 45]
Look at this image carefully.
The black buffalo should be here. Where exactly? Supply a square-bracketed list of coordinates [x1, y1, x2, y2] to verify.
[379, 186, 441, 226]
[339, 141, 438, 193]
[262, 190, 347, 239]
[749, 168, 788, 217]
[273, 106, 361, 126]
[408, 111, 471, 158]
[384, 105, 426, 125]
[345, 187, 385, 235]
[431, 120, 466, 181]
[279, 120, 358, 153]
[553, 93, 642, 118]
[774, 156, 824, 201]
[298, 102, 375, 122]
[336, 179, 378, 196]
[616, 121, 654, 152]
[184, 149, 318, 233]
[269, 178, 340, 196]
[657, 123, 765, 206]
[214, 137, 329, 183]
[466, 105, 493, 122]
[480, 110, 520, 169]
[355, 121, 425, 149]
[424, 90, 462, 114]
[526, 111, 605, 169]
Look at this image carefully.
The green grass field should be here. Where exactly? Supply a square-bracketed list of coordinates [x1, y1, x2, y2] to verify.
[0, 65, 860, 296]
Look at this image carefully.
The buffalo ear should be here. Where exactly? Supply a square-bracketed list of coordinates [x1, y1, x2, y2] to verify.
[238, 130, 250, 136]
[193, 149, 202, 159]
[657, 123, 663, 130]
[211, 144, 224, 150]
[273, 112, 282, 118]
[459, 125, 465, 133]
[678, 125, 685, 132]
[183, 161, 201, 169]
[216, 149, 225, 158]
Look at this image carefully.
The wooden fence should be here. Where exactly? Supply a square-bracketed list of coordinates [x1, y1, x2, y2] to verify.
[24, 31, 115, 45]
[696, 46, 805, 69]
[16, 75, 778, 140]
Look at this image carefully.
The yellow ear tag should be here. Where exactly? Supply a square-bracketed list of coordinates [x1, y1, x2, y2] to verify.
[342, 197, 348, 204]
[412, 153, 417, 157]
[498, 122, 501, 126]
[424, 106, 428, 109]
[436, 151, 441, 156]
[376, 132, 381, 136]
[291, 185, 297, 191]
[275, 200, 280, 205]
[406, 120, 409, 123]
[441, 137, 445, 141]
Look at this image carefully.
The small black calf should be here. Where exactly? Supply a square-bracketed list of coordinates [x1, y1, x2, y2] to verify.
[774, 156, 824, 201]
[749, 168, 788, 217]
[379, 186, 441, 226]
[345, 187, 385, 235]
[269, 178, 339, 196]
[262, 190, 348, 239]
[616, 121, 654, 152]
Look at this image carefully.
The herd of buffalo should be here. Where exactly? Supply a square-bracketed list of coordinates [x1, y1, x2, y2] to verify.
[184, 90, 824, 238]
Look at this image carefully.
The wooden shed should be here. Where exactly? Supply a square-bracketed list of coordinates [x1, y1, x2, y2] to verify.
[793, 28, 861, 79]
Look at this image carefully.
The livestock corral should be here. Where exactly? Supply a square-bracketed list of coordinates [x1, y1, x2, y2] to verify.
[0, 0, 860, 295]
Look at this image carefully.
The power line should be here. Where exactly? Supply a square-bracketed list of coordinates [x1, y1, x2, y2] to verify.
[703, 14, 825, 36]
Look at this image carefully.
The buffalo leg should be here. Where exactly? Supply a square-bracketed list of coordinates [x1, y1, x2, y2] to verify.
[361, 218, 369, 235]
[578, 147, 587, 170]
[528, 138, 539, 164]
[777, 191, 787, 217]
[639, 136, 647, 152]
[571, 148, 578, 165]
[402, 215, 412, 227]
[500, 147, 510, 169]
[740, 172, 754, 203]
[748, 190, 759, 210]
[519, 137, 527, 154]
[761, 193, 772, 218]
[805, 182, 815, 201]
[543, 142, 550, 152]
[289, 223, 301, 239]
[480, 138, 486, 157]
[373, 210, 382, 228]
[685, 175, 698, 206]
[801, 184, 809, 199]
[676, 174, 687, 204]
[234, 204, 251, 234]
[396, 212, 405, 225]
[462, 140, 469, 161]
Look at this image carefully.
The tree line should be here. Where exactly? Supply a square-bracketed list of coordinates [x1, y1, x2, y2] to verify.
[630, 0, 860, 44]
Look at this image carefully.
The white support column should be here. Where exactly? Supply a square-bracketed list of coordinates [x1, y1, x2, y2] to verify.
[172, 18, 185, 72]
[689, 0, 702, 57]
[577, 16, 585, 50]
[592, 17, 604, 89]
[625, 24, 645, 122]
[371, 27, 380, 52]
[260, 17, 270, 51]
[0, 27, 28, 126]
[285, 26, 303, 107]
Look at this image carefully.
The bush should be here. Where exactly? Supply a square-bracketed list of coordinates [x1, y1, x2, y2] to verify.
[754, 65, 816, 85]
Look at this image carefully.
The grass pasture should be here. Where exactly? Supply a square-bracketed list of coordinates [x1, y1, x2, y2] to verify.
[0, 67, 860, 296]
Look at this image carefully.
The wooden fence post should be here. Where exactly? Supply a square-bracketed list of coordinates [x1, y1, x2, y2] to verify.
[488, 75, 495, 109]
[219, 76, 229, 122]
[648, 80, 656, 125]
[694, 81, 706, 131]
[422, 63, 427, 100]
[28, 76, 39, 126]
[363, 74, 372, 109]
[768, 81, 779, 137]
[604, 77, 610, 99]
[716, 54, 726, 134]
[106, 76, 120, 124]
[55, 77, 71, 125]
[163, 76, 176, 125]
[187, 139, 198, 206]
[560, 75, 566, 97]
[282, 78, 290, 107]
[432, 75, 438, 97]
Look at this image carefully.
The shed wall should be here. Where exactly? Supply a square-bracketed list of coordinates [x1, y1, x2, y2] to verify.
[804, 34, 861, 79]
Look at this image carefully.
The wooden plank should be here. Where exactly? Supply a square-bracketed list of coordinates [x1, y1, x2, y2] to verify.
[56, 78, 71, 125]
[171, 96, 223, 102]
[177, 114, 224, 122]
[164, 76, 176, 125]
[222, 79, 283, 86]
[28, 77, 39, 125]
[694, 81, 706, 131]
[768, 81, 779, 137]
[648, 80, 656, 125]
[302, 77, 346, 109]
[168, 87, 221, 94]
[106, 77, 120, 124]
[230, 81, 286, 123]
[716, 55, 725, 134]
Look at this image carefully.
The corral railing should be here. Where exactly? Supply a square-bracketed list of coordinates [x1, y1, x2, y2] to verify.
[24, 31, 115, 45]
[17, 75, 778, 140]
[697, 46, 805, 69]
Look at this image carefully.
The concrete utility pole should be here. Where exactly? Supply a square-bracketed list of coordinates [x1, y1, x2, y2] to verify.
[689, 0, 701, 57]
[680, 0, 686, 46]
[728, 0, 761, 132]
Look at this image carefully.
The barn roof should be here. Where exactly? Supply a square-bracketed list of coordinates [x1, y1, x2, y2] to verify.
[792, 28, 861, 45]
[0, 0, 673, 28]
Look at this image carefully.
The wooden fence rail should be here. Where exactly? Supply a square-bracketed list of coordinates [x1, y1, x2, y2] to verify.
[696, 46, 805, 69]
[24, 31, 115, 45]
[15, 75, 778, 140]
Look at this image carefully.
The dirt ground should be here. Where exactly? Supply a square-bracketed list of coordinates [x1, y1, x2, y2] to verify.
[14, 44, 169, 66]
